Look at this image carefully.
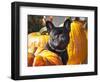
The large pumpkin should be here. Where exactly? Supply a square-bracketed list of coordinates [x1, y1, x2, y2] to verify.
[33, 47, 63, 66]
[67, 20, 87, 64]
[28, 32, 49, 66]
[28, 32, 62, 66]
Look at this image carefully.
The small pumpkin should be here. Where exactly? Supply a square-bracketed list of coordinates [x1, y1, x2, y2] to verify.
[28, 32, 49, 54]
[67, 20, 87, 64]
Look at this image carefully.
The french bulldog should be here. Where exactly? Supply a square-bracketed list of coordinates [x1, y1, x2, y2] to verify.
[45, 19, 71, 65]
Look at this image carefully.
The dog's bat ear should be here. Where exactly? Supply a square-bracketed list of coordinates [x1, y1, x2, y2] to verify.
[46, 21, 54, 33]
[64, 19, 71, 32]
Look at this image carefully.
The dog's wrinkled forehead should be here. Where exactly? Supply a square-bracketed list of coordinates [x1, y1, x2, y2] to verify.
[46, 19, 71, 34]
[50, 27, 65, 36]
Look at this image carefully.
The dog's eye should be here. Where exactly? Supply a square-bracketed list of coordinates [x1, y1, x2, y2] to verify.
[55, 35, 58, 38]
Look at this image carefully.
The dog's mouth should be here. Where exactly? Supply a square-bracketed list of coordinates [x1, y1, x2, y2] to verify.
[48, 42, 66, 52]
[51, 35, 68, 47]
[48, 39, 67, 52]
[57, 43, 67, 50]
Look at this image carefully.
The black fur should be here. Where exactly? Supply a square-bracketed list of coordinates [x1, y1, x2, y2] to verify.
[46, 19, 71, 65]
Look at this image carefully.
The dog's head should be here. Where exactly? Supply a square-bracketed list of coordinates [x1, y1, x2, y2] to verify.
[46, 19, 71, 51]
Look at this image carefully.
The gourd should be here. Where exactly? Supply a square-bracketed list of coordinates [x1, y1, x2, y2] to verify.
[67, 20, 87, 64]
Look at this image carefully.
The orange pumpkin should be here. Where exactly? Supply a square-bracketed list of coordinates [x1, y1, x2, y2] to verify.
[33, 47, 63, 66]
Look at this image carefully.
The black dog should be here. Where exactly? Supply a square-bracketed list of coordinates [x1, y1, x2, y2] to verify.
[45, 19, 71, 65]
